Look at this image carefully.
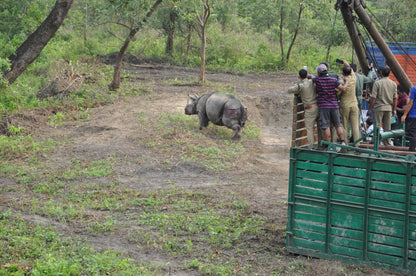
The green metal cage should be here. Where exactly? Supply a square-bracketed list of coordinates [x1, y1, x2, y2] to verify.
[286, 148, 416, 274]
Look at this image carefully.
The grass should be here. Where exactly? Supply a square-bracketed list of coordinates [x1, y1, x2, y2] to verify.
[138, 111, 258, 172]
[0, 101, 272, 275]
[1, 153, 270, 274]
[0, 127, 57, 160]
[0, 212, 164, 275]
[0, 65, 386, 275]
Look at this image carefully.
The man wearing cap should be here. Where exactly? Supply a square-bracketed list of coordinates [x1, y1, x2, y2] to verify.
[288, 69, 321, 149]
[313, 63, 349, 148]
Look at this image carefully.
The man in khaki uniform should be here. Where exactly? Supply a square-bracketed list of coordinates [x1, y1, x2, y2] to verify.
[338, 61, 360, 144]
[288, 69, 320, 149]
[367, 66, 397, 145]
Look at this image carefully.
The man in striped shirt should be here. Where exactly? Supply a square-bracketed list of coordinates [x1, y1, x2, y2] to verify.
[313, 63, 349, 146]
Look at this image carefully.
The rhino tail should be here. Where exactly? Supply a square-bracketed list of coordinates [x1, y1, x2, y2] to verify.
[239, 104, 247, 126]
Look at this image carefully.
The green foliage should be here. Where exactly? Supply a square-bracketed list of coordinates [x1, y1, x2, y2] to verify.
[0, 215, 161, 275]
[0, 0, 55, 40]
[48, 112, 65, 127]
[0, 129, 56, 161]
[132, 189, 263, 274]
[2, 0, 414, 114]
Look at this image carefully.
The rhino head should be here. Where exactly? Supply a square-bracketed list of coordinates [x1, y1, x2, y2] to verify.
[184, 94, 199, 115]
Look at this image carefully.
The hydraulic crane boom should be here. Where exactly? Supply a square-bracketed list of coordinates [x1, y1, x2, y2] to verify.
[336, 0, 413, 91]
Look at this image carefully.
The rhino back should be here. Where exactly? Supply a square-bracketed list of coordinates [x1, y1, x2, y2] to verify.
[204, 93, 225, 124]
[206, 93, 245, 125]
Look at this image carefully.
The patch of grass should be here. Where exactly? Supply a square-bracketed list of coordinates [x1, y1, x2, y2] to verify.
[0, 213, 165, 275]
[143, 111, 255, 171]
[47, 112, 65, 128]
[242, 121, 261, 139]
[166, 77, 199, 86]
[61, 157, 115, 179]
[0, 128, 57, 161]
[118, 83, 153, 97]
[2, 155, 269, 274]
[127, 189, 264, 274]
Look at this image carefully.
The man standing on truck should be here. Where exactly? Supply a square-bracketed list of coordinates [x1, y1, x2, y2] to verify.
[337, 60, 360, 145]
[366, 66, 397, 145]
[288, 69, 321, 149]
[313, 63, 349, 149]
[401, 84, 416, 152]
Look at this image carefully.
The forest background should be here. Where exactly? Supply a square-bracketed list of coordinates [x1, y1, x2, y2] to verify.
[0, 0, 415, 114]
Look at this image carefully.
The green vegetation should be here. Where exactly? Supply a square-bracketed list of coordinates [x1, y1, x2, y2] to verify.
[0, 142, 268, 274]
[0, 212, 162, 275]
[1, 0, 411, 115]
[0, 100, 265, 274]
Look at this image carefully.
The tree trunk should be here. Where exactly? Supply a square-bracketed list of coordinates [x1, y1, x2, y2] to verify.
[4, 0, 74, 85]
[286, 3, 303, 63]
[84, 0, 88, 45]
[197, 0, 210, 85]
[109, 0, 163, 91]
[199, 27, 206, 84]
[165, 3, 178, 56]
[185, 23, 193, 58]
[279, 0, 285, 66]
[108, 29, 136, 91]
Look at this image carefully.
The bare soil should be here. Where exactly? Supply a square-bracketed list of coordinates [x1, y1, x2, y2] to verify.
[0, 62, 402, 275]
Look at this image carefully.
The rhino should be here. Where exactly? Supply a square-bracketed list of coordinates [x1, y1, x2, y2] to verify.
[184, 92, 248, 139]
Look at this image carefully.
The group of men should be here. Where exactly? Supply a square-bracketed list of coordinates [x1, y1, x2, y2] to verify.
[288, 61, 416, 152]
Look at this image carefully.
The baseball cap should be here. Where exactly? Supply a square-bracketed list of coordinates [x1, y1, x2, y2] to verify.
[316, 64, 328, 73]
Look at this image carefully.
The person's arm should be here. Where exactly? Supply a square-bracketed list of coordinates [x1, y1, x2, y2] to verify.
[402, 98, 414, 123]
[362, 72, 373, 84]
[288, 83, 301, 95]
[392, 97, 397, 115]
[367, 97, 375, 116]
[343, 60, 353, 72]
[397, 97, 410, 113]
[337, 77, 349, 93]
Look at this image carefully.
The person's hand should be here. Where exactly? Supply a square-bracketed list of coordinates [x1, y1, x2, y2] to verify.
[401, 114, 407, 123]
[367, 110, 371, 116]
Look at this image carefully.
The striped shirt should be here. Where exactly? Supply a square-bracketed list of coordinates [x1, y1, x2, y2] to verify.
[313, 75, 340, 109]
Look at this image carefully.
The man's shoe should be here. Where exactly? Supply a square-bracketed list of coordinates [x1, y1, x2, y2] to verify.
[339, 142, 348, 153]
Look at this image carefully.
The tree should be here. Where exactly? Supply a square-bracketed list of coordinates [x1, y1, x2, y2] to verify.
[278, 0, 304, 68]
[108, 0, 163, 91]
[165, 0, 180, 56]
[195, 0, 211, 84]
[285, 2, 304, 63]
[3, 0, 74, 85]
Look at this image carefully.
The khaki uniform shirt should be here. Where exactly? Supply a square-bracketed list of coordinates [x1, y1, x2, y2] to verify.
[288, 78, 317, 107]
[339, 73, 357, 108]
[371, 77, 397, 111]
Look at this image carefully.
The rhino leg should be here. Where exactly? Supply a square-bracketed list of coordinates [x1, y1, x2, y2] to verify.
[198, 112, 209, 130]
[231, 124, 241, 140]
